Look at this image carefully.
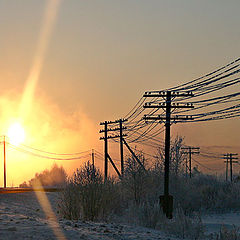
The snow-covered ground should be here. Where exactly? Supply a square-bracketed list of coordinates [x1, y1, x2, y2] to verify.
[0, 192, 180, 240]
[202, 211, 240, 234]
[1, 191, 240, 239]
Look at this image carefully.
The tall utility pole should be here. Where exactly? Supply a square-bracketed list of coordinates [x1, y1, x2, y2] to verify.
[223, 153, 238, 182]
[143, 90, 194, 218]
[181, 147, 200, 178]
[104, 121, 108, 180]
[100, 119, 127, 180]
[3, 135, 6, 188]
[119, 119, 125, 176]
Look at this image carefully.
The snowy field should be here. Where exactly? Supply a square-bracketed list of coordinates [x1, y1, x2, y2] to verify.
[0, 191, 239, 240]
[202, 211, 240, 234]
[0, 192, 181, 240]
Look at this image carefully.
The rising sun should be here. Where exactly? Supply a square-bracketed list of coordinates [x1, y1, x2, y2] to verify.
[7, 122, 25, 146]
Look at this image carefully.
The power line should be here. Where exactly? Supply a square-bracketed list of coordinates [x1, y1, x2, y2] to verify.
[17, 143, 91, 156]
[8, 143, 92, 161]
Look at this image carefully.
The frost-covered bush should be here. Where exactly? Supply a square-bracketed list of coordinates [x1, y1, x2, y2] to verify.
[121, 152, 149, 205]
[123, 201, 165, 228]
[59, 161, 118, 221]
[58, 181, 80, 220]
[161, 208, 205, 240]
[123, 202, 205, 239]
[190, 175, 240, 212]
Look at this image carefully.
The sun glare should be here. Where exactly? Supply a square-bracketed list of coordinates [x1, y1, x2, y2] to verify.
[7, 123, 25, 146]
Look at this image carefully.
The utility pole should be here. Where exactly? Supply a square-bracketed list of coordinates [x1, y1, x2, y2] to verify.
[223, 153, 238, 182]
[143, 90, 194, 218]
[100, 119, 127, 180]
[185, 155, 188, 178]
[224, 154, 229, 181]
[91, 149, 95, 167]
[104, 121, 108, 180]
[3, 135, 6, 188]
[181, 147, 200, 178]
[119, 119, 127, 175]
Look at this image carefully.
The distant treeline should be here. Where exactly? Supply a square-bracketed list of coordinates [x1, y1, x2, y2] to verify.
[19, 164, 67, 188]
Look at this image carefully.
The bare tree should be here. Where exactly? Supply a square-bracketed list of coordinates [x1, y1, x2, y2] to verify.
[123, 150, 148, 205]
[154, 136, 185, 176]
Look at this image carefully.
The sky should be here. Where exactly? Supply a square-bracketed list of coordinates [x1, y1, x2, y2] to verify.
[0, 0, 239, 185]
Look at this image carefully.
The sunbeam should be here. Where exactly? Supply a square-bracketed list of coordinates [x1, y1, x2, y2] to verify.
[19, 0, 62, 120]
[33, 180, 66, 240]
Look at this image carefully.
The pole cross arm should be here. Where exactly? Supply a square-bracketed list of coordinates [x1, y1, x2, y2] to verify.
[100, 134, 127, 140]
[143, 91, 194, 97]
[143, 103, 194, 109]
[143, 115, 194, 121]
[99, 127, 127, 133]
[100, 119, 128, 125]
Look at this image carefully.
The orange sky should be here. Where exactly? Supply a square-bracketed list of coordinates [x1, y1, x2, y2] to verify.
[0, 1, 239, 185]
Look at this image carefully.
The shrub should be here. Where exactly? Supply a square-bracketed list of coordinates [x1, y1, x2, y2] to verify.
[161, 208, 205, 240]
[137, 201, 165, 229]
[121, 152, 148, 205]
[59, 161, 118, 221]
[58, 181, 80, 220]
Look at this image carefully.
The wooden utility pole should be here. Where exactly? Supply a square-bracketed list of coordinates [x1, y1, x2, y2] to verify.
[181, 147, 200, 178]
[225, 154, 228, 181]
[104, 121, 108, 180]
[223, 153, 238, 182]
[164, 91, 171, 198]
[3, 135, 6, 188]
[143, 90, 194, 218]
[91, 149, 95, 167]
[119, 119, 124, 176]
[100, 119, 127, 180]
